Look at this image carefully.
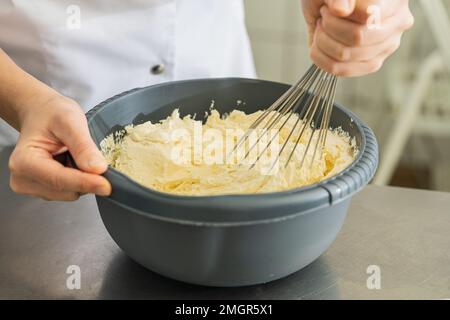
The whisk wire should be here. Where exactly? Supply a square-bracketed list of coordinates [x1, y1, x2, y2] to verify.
[229, 65, 338, 172]
[244, 67, 322, 167]
[286, 71, 331, 168]
[228, 65, 317, 160]
[304, 74, 336, 169]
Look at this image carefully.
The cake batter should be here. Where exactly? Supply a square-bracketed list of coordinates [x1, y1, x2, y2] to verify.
[101, 109, 357, 196]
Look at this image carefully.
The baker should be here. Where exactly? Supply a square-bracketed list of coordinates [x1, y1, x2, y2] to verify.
[0, 0, 413, 201]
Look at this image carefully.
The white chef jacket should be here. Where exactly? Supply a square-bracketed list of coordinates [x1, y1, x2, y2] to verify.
[0, 0, 256, 146]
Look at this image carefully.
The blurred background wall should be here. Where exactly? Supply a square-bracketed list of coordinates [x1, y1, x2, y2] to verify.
[244, 0, 450, 192]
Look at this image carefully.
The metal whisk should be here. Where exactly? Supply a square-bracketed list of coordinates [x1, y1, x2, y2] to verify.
[229, 65, 338, 171]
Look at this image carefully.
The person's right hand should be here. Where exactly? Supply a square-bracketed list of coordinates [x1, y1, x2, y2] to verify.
[301, 0, 414, 77]
[8, 94, 111, 201]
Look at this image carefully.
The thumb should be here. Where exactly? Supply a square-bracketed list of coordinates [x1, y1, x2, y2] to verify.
[325, 0, 356, 17]
[68, 133, 108, 174]
[54, 110, 108, 174]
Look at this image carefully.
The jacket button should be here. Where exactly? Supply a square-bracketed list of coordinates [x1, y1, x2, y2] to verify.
[151, 64, 165, 75]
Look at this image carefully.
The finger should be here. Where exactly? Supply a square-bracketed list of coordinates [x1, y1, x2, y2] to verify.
[52, 107, 107, 174]
[315, 21, 402, 62]
[310, 42, 387, 77]
[302, 0, 326, 47]
[320, 6, 397, 47]
[10, 173, 81, 201]
[17, 147, 111, 196]
[325, 0, 357, 17]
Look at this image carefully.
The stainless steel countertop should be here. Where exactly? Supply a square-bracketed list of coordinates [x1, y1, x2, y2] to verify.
[0, 145, 449, 299]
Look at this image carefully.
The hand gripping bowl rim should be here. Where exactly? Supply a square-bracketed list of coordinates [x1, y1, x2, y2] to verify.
[86, 78, 379, 225]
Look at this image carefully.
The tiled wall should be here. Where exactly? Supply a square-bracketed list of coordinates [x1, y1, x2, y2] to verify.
[245, 0, 310, 84]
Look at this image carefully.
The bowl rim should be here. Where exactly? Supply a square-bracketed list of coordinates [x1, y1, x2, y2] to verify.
[87, 77, 378, 222]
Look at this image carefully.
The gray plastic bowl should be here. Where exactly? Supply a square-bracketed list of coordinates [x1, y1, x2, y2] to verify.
[86, 78, 378, 287]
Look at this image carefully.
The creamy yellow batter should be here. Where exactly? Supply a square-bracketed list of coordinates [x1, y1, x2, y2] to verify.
[101, 109, 357, 196]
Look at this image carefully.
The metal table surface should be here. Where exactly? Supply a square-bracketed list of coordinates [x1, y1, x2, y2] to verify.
[0, 145, 449, 299]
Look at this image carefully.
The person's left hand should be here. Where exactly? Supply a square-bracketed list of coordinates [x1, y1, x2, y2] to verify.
[302, 0, 414, 77]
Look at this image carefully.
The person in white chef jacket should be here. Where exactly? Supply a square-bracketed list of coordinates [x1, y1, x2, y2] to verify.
[0, 0, 413, 201]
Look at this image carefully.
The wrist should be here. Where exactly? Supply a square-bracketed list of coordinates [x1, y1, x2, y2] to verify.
[13, 81, 63, 130]
[0, 49, 62, 131]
